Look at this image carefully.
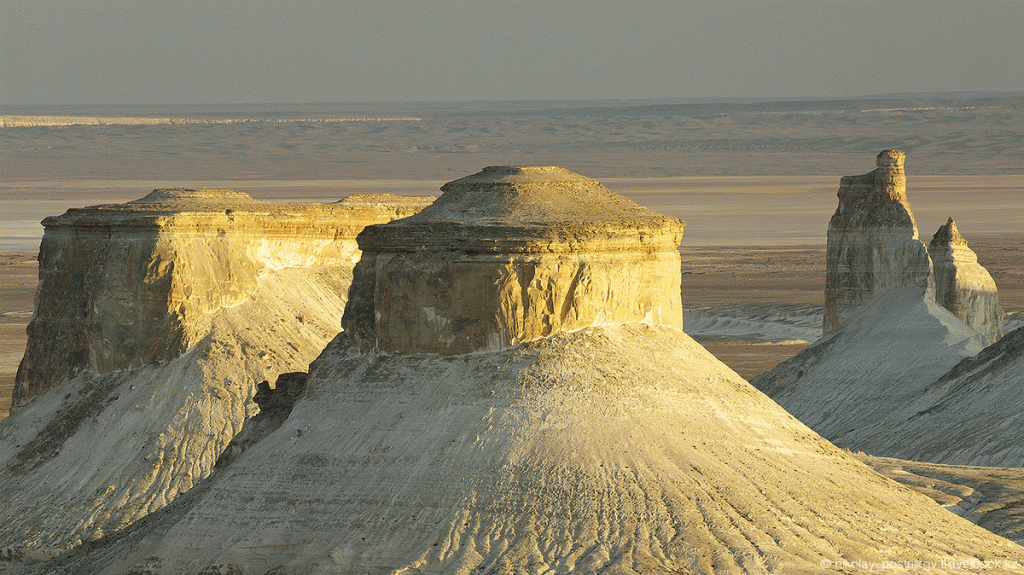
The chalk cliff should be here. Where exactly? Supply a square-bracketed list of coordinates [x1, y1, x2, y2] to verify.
[14, 189, 431, 406]
[343, 165, 686, 354]
[930, 217, 1005, 344]
[823, 150, 934, 333]
[0, 190, 431, 552]
[35, 168, 1021, 574]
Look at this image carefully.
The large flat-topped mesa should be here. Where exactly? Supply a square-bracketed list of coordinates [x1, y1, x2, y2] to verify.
[930, 217, 1005, 343]
[343, 166, 686, 354]
[823, 150, 934, 333]
[14, 189, 433, 405]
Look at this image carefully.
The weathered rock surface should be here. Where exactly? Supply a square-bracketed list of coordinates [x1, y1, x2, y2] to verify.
[861, 453, 1024, 545]
[752, 287, 988, 452]
[0, 190, 431, 552]
[36, 326, 1023, 574]
[343, 166, 686, 354]
[14, 189, 432, 405]
[930, 217, 1005, 344]
[823, 150, 934, 333]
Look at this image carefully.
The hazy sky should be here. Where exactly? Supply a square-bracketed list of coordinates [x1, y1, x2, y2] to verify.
[2, 1, 1022, 105]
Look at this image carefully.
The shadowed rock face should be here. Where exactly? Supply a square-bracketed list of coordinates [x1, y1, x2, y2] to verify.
[930, 217, 1005, 344]
[13, 189, 432, 405]
[343, 166, 686, 354]
[824, 150, 934, 333]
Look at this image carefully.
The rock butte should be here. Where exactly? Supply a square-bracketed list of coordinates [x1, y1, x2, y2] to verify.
[23, 167, 1021, 574]
[930, 217, 1005, 344]
[0, 190, 431, 552]
[14, 189, 433, 406]
[343, 165, 686, 354]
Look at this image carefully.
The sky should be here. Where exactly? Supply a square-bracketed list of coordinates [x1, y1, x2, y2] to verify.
[1, 1, 1022, 105]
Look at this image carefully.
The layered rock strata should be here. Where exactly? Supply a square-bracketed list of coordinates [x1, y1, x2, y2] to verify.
[823, 150, 934, 333]
[14, 189, 432, 405]
[343, 165, 686, 354]
[930, 217, 1005, 343]
[36, 167, 1022, 573]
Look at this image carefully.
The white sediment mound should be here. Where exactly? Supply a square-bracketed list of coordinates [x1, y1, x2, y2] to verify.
[752, 287, 987, 448]
[858, 325, 1024, 467]
[36, 325, 1024, 574]
[0, 266, 350, 550]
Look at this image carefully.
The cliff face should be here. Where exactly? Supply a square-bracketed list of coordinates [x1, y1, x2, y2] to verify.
[823, 150, 934, 333]
[14, 189, 431, 406]
[930, 217, 1005, 344]
[343, 166, 686, 354]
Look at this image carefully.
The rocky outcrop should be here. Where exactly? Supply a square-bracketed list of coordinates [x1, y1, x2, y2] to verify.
[930, 217, 1005, 343]
[14, 189, 432, 405]
[823, 150, 934, 333]
[36, 167, 1022, 574]
[343, 166, 686, 354]
[0, 190, 431, 552]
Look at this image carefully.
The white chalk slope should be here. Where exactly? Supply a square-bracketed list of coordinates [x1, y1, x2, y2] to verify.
[0, 265, 350, 551]
[53, 324, 1022, 575]
[752, 287, 989, 457]
[863, 325, 1024, 467]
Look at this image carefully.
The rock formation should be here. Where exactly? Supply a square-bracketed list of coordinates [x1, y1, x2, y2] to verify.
[343, 165, 686, 354]
[14, 189, 432, 406]
[823, 150, 934, 333]
[29, 168, 1022, 574]
[0, 190, 431, 552]
[754, 151, 1016, 465]
[930, 217, 1005, 343]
